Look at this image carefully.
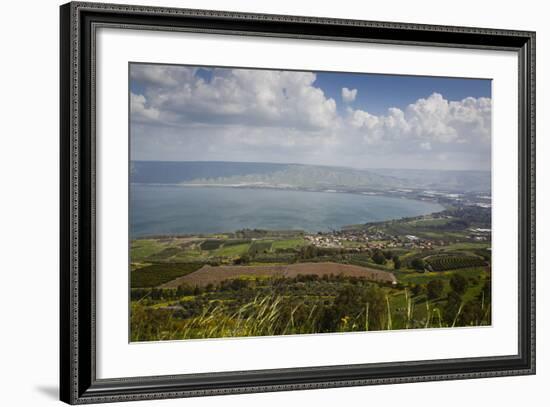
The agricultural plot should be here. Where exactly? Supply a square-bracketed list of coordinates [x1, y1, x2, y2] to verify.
[131, 239, 169, 261]
[160, 262, 396, 288]
[131, 262, 204, 288]
[223, 239, 252, 247]
[248, 240, 273, 256]
[213, 243, 251, 257]
[394, 266, 487, 286]
[252, 252, 296, 263]
[406, 218, 452, 228]
[426, 255, 486, 271]
[272, 238, 306, 250]
[146, 247, 182, 261]
[200, 239, 224, 250]
[444, 242, 491, 251]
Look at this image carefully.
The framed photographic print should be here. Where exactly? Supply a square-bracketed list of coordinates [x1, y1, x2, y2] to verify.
[60, 1, 536, 404]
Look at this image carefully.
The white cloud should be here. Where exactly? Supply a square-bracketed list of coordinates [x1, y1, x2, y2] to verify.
[130, 93, 160, 121]
[341, 87, 358, 103]
[130, 65, 491, 170]
[132, 65, 338, 131]
[346, 93, 491, 146]
[130, 64, 196, 87]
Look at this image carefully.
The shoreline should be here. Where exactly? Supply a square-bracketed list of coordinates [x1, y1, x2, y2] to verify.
[132, 181, 452, 197]
[128, 184, 490, 240]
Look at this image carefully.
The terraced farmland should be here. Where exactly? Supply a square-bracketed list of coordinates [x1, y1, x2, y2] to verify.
[426, 255, 486, 271]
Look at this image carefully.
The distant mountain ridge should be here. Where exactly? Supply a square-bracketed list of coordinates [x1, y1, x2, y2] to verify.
[130, 161, 287, 184]
[179, 164, 408, 190]
[130, 161, 490, 193]
[368, 168, 491, 193]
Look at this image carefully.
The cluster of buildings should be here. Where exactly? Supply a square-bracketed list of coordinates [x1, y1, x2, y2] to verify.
[468, 228, 491, 241]
[304, 234, 352, 249]
[304, 230, 438, 251]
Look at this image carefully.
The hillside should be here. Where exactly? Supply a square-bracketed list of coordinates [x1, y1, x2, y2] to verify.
[130, 161, 490, 193]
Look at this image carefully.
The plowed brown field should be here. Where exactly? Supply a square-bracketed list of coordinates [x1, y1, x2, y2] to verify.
[160, 262, 396, 288]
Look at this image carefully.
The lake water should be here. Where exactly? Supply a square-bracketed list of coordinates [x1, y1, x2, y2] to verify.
[130, 185, 443, 237]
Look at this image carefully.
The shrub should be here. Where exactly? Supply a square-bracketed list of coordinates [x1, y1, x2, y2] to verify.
[450, 273, 468, 295]
[392, 255, 401, 270]
[372, 251, 386, 265]
[411, 258, 426, 271]
[426, 279, 444, 300]
[411, 283, 424, 297]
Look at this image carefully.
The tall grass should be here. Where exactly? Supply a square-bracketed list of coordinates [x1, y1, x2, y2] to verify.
[132, 294, 316, 340]
[131, 290, 491, 342]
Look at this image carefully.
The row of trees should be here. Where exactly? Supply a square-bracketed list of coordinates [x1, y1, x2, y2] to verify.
[236, 244, 405, 270]
[370, 249, 401, 270]
[412, 273, 474, 301]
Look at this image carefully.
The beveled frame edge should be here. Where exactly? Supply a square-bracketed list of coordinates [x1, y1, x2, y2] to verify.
[60, 1, 536, 404]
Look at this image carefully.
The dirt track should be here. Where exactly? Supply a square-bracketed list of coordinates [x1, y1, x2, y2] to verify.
[160, 262, 396, 288]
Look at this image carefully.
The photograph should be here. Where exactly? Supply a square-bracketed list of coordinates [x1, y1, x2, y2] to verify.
[129, 63, 493, 342]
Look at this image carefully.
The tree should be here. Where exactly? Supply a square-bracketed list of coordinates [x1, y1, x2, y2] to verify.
[383, 250, 394, 260]
[328, 285, 387, 332]
[177, 283, 194, 296]
[450, 273, 468, 296]
[234, 253, 250, 265]
[333, 285, 364, 317]
[299, 245, 318, 260]
[318, 305, 339, 332]
[411, 258, 426, 271]
[229, 278, 249, 290]
[411, 283, 424, 297]
[426, 279, 444, 300]
[392, 255, 401, 270]
[372, 250, 386, 265]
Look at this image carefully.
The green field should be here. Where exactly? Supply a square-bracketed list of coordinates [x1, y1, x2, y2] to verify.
[223, 239, 252, 247]
[200, 239, 224, 250]
[406, 218, 452, 227]
[272, 238, 305, 250]
[248, 240, 273, 256]
[131, 239, 168, 260]
[131, 262, 204, 288]
[213, 243, 251, 257]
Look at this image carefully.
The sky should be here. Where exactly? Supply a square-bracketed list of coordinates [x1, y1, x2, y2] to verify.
[130, 63, 492, 171]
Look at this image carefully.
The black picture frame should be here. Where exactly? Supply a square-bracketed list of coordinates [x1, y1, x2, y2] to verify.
[60, 1, 536, 404]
